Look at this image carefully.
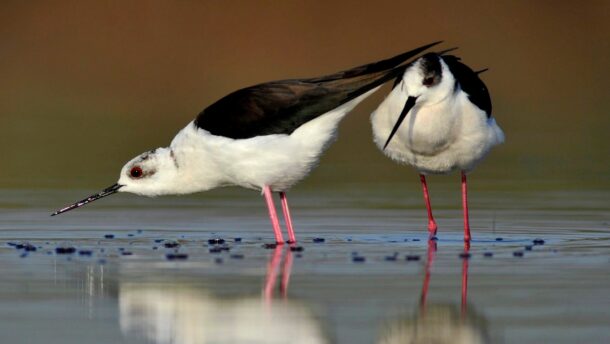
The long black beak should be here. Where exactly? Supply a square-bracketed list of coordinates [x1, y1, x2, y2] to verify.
[51, 183, 123, 216]
[383, 96, 418, 149]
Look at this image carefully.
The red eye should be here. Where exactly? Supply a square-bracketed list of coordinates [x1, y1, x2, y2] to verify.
[130, 166, 143, 178]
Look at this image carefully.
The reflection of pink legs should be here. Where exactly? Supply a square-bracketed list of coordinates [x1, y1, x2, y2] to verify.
[420, 239, 438, 314]
[461, 171, 471, 242]
[419, 175, 438, 237]
[263, 246, 283, 301]
[461, 241, 470, 316]
[280, 250, 293, 299]
[279, 192, 297, 243]
[263, 247, 294, 303]
[263, 185, 284, 244]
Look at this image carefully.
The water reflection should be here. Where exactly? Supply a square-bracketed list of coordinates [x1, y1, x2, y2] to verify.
[378, 241, 490, 344]
[119, 246, 328, 344]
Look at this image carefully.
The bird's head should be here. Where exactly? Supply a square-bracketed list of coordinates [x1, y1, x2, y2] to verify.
[400, 53, 455, 104]
[51, 148, 180, 216]
[117, 148, 180, 196]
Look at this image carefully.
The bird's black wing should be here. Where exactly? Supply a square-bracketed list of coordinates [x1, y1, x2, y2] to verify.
[442, 55, 492, 117]
[194, 42, 441, 139]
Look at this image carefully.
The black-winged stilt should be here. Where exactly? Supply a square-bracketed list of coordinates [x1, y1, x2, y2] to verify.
[52, 42, 441, 244]
[370, 53, 504, 242]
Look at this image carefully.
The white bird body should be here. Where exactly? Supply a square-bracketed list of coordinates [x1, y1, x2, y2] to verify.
[371, 57, 504, 175]
[141, 88, 377, 195]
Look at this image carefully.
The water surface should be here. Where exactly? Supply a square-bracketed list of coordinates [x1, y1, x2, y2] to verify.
[1, 185, 609, 343]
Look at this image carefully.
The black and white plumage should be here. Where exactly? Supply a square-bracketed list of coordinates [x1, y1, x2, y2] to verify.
[370, 53, 504, 241]
[52, 42, 441, 244]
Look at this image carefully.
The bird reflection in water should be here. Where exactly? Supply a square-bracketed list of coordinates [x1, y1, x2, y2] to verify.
[119, 246, 327, 344]
[378, 241, 491, 344]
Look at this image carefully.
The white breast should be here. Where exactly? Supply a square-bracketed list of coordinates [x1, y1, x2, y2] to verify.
[371, 87, 504, 174]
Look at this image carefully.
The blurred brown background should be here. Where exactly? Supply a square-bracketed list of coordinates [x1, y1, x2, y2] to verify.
[1, 1, 609, 190]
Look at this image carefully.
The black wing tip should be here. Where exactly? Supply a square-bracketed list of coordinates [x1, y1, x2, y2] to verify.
[475, 68, 489, 75]
[437, 47, 458, 55]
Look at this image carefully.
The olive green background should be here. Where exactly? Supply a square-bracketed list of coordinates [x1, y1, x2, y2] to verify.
[1, 1, 609, 190]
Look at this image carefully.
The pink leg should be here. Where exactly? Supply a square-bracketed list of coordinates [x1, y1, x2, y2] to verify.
[419, 175, 438, 236]
[461, 171, 471, 242]
[263, 185, 284, 244]
[279, 192, 297, 244]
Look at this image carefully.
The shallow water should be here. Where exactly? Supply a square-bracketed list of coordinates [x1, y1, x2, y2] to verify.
[1, 185, 609, 343]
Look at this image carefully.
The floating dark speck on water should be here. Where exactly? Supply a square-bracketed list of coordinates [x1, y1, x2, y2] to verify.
[209, 247, 223, 253]
[137, 230, 143, 234]
[152, 246, 158, 250]
[234, 237, 242, 242]
[430, 236, 438, 241]
[483, 252, 494, 257]
[312, 238, 325, 243]
[413, 239, 420, 242]
[20, 252, 28, 258]
[290, 246, 304, 252]
[230, 254, 244, 259]
[121, 251, 133, 256]
[78, 250, 93, 256]
[295, 254, 303, 258]
[404, 239, 409, 242]
[208, 238, 226, 245]
[513, 251, 524, 257]
[459, 252, 471, 259]
[351, 251, 359, 256]
[166, 253, 188, 260]
[154, 239, 164, 243]
[347, 238, 353, 242]
[23, 244, 37, 252]
[406, 255, 421, 261]
[352, 256, 366, 263]
[55, 247, 76, 254]
[524, 245, 533, 251]
[214, 258, 223, 264]
[262, 243, 277, 249]
[7, 242, 17, 247]
[100, 248, 105, 253]
[104, 234, 115, 239]
[46, 251, 52, 255]
[118, 247, 125, 251]
[163, 241, 180, 248]
[128, 234, 134, 237]
[533, 238, 545, 245]
[385, 254, 398, 261]
[495, 237, 503, 241]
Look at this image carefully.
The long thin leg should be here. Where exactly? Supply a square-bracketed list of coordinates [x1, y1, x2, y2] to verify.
[279, 192, 297, 243]
[419, 174, 438, 236]
[461, 171, 471, 242]
[263, 185, 284, 244]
